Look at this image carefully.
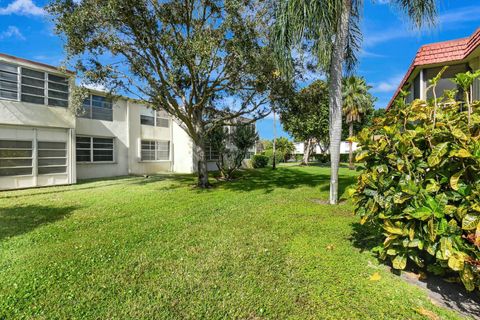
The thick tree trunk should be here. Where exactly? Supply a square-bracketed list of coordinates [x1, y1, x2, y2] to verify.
[348, 123, 354, 170]
[328, 0, 351, 204]
[301, 139, 311, 165]
[196, 137, 210, 188]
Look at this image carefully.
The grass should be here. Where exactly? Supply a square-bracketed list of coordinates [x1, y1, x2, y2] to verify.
[0, 165, 464, 319]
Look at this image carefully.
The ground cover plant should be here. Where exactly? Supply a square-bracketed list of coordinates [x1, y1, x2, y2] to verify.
[0, 166, 463, 319]
[352, 84, 480, 291]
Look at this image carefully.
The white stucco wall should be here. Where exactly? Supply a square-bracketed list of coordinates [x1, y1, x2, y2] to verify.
[75, 98, 130, 179]
[172, 120, 194, 173]
[127, 102, 173, 175]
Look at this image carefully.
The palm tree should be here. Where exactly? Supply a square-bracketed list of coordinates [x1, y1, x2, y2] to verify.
[272, 0, 437, 204]
[342, 76, 372, 170]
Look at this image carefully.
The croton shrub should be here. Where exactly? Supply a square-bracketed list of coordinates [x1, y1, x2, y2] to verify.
[352, 92, 480, 291]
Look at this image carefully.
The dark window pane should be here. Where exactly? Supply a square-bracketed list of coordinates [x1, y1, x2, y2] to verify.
[38, 166, 66, 174]
[48, 82, 68, 92]
[92, 107, 113, 121]
[0, 159, 32, 167]
[93, 138, 113, 144]
[21, 94, 45, 104]
[38, 158, 66, 166]
[93, 155, 113, 162]
[0, 70, 18, 82]
[48, 98, 68, 107]
[21, 76, 44, 87]
[48, 90, 68, 100]
[0, 80, 18, 91]
[22, 85, 44, 96]
[141, 151, 155, 161]
[38, 142, 66, 150]
[0, 90, 17, 100]
[0, 140, 32, 149]
[0, 167, 32, 176]
[0, 62, 17, 73]
[0, 150, 32, 158]
[76, 137, 91, 143]
[92, 95, 112, 109]
[93, 149, 113, 156]
[48, 74, 68, 83]
[22, 68, 44, 79]
[156, 118, 169, 128]
[38, 150, 66, 158]
[76, 149, 91, 162]
[140, 115, 154, 126]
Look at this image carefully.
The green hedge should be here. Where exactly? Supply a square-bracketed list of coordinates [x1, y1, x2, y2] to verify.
[351, 98, 480, 291]
[251, 154, 269, 168]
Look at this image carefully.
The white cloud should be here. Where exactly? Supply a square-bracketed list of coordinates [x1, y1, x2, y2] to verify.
[0, 26, 25, 40]
[371, 73, 404, 93]
[363, 5, 480, 49]
[0, 0, 44, 16]
[438, 6, 480, 25]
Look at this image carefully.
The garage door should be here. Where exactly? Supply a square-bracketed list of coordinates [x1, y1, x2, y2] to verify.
[0, 125, 73, 190]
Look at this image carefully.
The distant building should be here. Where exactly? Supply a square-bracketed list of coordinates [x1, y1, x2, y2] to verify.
[293, 141, 358, 155]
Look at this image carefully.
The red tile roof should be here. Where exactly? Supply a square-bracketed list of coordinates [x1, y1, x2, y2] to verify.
[0, 53, 74, 75]
[386, 27, 480, 110]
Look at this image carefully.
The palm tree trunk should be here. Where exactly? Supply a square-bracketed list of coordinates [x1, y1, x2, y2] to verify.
[328, 0, 351, 204]
[348, 122, 354, 170]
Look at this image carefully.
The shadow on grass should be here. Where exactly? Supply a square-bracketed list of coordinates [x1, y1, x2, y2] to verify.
[221, 167, 356, 195]
[0, 204, 78, 241]
[350, 222, 384, 253]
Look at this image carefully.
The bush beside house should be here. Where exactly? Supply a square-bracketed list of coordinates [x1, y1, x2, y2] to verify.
[352, 92, 480, 291]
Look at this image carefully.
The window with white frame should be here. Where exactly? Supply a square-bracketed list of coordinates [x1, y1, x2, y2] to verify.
[76, 136, 114, 162]
[80, 94, 113, 121]
[0, 61, 69, 107]
[0, 140, 33, 176]
[140, 140, 169, 161]
[205, 143, 219, 161]
[37, 141, 67, 174]
[0, 62, 19, 100]
[140, 111, 169, 128]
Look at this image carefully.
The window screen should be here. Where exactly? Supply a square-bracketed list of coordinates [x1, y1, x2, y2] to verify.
[76, 136, 114, 162]
[47, 74, 69, 107]
[0, 62, 18, 100]
[205, 143, 219, 161]
[79, 95, 113, 121]
[21, 68, 45, 105]
[37, 141, 67, 174]
[0, 140, 33, 176]
[156, 117, 169, 128]
[141, 115, 155, 126]
[141, 140, 169, 161]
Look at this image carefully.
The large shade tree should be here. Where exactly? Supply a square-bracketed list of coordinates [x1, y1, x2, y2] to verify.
[342, 76, 374, 169]
[48, 0, 287, 188]
[272, 0, 437, 203]
[280, 80, 329, 165]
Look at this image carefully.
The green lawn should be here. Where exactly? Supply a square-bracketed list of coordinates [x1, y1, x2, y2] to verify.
[0, 165, 463, 319]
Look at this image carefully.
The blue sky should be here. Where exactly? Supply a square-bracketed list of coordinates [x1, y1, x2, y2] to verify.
[1, 0, 480, 139]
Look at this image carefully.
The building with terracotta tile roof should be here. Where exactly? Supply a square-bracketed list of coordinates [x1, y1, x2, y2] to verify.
[387, 28, 480, 109]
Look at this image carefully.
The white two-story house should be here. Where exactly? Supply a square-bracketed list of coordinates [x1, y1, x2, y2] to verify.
[0, 53, 250, 190]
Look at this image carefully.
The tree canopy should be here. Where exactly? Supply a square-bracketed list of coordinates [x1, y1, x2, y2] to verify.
[280, 80, 330, 148]
[48, 0, 289, 187]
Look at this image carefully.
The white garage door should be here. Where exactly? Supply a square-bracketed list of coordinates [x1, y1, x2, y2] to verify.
[0, 125, 73, 190]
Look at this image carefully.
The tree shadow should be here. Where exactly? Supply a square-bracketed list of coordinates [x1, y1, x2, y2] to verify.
[350, 222, 384, 253]
[0, 204, 78, 241]
[220, 167, 356, 195]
